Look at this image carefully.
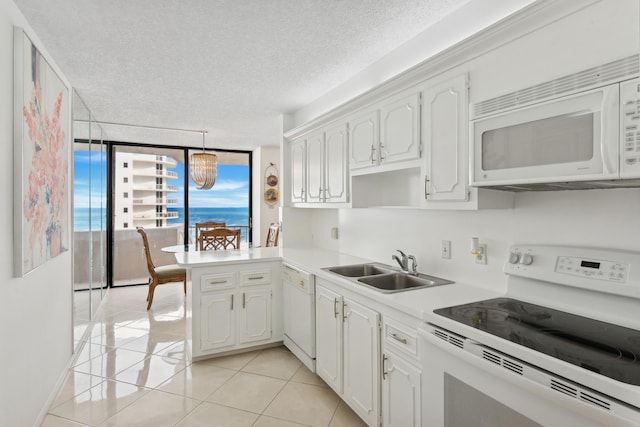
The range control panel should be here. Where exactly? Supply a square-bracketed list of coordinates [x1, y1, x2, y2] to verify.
[555, 256, 628, 283]
[504, 245, 639, 299]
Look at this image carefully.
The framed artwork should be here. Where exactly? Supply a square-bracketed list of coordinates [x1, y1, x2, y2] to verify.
[13, 27, 70, 277]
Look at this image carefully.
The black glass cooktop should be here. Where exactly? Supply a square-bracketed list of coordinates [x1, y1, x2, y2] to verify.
[434, 297, 640, 386]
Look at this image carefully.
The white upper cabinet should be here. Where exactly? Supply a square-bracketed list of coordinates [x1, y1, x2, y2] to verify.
[290, 137, 306, 203]
[323, 123, 349, 203]
[305, 131, 325, 203]
[349, 110, 379, 170]
[379, 91, 421, 165]
[421, 74, 469, 204]
[288, 123, 349, 206]
[350, 90, 421, 173]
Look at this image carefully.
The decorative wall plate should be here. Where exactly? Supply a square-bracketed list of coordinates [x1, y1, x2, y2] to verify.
[264, 188, 279, 205]
[267, 174, 278, 186]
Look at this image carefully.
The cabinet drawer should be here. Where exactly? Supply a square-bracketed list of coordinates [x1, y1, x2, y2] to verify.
[201, 273, 235, 292]
[384, 321, 418, 358]
[239, 269, 271, 286]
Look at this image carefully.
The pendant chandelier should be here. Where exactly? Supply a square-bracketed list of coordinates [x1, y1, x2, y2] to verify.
[190, 130, 218, 190]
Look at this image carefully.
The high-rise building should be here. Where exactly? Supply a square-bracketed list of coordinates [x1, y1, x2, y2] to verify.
[114, 152, 179, 229]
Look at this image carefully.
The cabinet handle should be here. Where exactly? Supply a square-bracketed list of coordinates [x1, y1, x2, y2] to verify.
[391, 333, 408, 345]
[424, 176, 430, 199]
[248, 276, 264, 280]
[342, 301, 348, 322]
[208, 280, 227, 285]
[382, 353, 388, 380]
[379, 143, 386, 160]
[242, 293, 246, 308]
[299, 280, 305, 287]
[369, 145, 376, 164]
[230, 294, 234, 310]
[333, 298, 339, 318]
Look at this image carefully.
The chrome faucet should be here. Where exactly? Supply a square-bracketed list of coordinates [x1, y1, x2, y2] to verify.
[407, 255, 418, 275]
[392, 250, 419, 275]
[392, 250, 408, 271]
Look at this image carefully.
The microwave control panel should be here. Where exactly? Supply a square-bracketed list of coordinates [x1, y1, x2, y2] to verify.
[621, 78, 640, 177]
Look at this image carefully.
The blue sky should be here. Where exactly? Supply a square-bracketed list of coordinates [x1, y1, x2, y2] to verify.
[74, 151, 250, 209]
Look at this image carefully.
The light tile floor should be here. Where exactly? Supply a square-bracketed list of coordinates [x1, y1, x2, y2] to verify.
[42, 284, 367, 427]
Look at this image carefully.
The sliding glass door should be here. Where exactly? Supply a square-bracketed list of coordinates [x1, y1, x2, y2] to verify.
[111, 145, 185, 287]
[110, 145, 251, 287]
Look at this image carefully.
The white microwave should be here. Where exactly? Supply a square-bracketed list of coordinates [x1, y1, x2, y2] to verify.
[471, 74, 640, 190]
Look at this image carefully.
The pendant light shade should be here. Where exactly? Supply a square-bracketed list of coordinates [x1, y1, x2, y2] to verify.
[190, 131, 217, 190]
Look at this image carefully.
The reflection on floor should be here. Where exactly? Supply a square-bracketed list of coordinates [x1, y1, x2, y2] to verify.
[42, 284, 367, 426]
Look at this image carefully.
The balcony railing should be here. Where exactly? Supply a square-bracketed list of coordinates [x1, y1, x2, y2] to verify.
[132, 212, 178, 220]
[74, 226, 251, 287]
[154, 184, 178, 191]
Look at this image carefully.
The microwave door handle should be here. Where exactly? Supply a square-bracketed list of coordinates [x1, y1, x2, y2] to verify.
[601, 86, 619, 175]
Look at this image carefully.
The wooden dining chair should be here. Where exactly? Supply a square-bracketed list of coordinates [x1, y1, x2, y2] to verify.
[265, 223, 280, 247]
[137, 227, 187, 310]
[199, 228, 241, 251]
[195, 221, 226, 246]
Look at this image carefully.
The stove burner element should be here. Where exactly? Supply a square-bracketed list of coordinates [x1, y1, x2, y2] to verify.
[435, 297, 640, 386]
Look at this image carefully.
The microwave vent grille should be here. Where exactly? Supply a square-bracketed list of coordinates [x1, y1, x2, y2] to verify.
[473, 54, 639, 119]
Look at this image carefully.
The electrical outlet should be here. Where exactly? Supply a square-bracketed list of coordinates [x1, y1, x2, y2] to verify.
[441, 240, 451, 259]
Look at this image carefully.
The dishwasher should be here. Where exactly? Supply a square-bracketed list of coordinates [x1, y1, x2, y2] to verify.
[282, 262, 316, 371]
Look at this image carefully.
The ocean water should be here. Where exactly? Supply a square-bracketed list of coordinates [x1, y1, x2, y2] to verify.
[74, 208, 107, 231]
[167, 207, 249, 229]
[73, 207, 248, 231]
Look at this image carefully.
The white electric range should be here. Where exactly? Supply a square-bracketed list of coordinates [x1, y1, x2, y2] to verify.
[419, 244, 640, 427]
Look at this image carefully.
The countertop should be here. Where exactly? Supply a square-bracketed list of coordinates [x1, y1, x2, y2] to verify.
[176, 246, 501, 320]
[174, 246, 282, 267]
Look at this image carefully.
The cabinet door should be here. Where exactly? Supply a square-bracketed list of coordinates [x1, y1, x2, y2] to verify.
[382, 350, 421, 427]
[349, 110, 379, 170]
[306, 131, 325, 203]
[379, 92, 420, 164]
[343, 298, 380, 426]
[290, 138, 306, 203]
[238, 286, 272, 344]
[315, 284, 343, 392]
[324, 123, 349, 203]
[422, 74, 468, 202]
[200, 290, 235, 351]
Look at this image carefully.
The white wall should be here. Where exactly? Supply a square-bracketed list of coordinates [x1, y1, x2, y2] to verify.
[252, 145, 280, 246]
[0, 1, 73, 425]
[308, 189, 640, 293]
[285, 0, 640, 295]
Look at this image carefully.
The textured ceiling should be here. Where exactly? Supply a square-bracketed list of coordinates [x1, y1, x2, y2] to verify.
[15, 0, 496, 150]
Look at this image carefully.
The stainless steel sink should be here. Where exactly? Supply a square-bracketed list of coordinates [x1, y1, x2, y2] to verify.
[323, 263, 453, 293]
[357, 273, 453, 293]
[327, 263, 394, 277]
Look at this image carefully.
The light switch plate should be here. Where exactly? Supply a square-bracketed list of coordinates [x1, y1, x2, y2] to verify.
[441, 240, 451, 259]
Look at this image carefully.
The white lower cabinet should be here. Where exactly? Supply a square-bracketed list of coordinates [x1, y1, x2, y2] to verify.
[238, 286, 272, 344]
[200, 288, 235, 350]
[192, 261, 282, 358]
[381, 318, 422, 427]
[315, 279, 380, 426]
[316, 284, 343, 391]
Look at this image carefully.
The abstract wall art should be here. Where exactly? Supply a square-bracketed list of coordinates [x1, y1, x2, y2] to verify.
[13, 27, 70, 277]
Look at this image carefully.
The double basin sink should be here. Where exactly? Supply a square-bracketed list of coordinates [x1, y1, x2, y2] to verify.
[323, 263, 453, 293]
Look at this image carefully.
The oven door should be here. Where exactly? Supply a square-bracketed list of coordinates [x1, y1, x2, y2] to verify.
[471, 84, 619, 187]
[418, 323, 640, 427]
